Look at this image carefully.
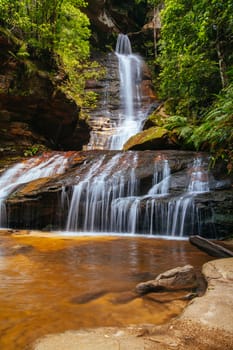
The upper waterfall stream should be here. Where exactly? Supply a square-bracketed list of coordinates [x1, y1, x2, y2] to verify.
[86, 34, 147, 150]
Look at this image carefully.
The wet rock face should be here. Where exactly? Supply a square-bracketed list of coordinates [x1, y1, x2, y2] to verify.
[0, 93, 90, 153]
[84, 52, 157, 150]
[0, 34, 90, 158]
[2, 150, 233, 238]
[83, 0, 148, 50]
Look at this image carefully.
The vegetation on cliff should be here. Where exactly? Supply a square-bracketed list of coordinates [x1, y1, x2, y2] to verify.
[141, 0, 233, 170]
[0, 0, 101, 109]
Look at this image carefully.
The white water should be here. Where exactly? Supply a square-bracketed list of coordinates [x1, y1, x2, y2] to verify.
[66, 153, 140, 232]
[188, 157, 209, 193]
[85, 34, 147, 151]
[105, 156, 210, 236]
[106, 34, 145, 150]
[148, 159, 171, 195]
[167, 157, 210, 236]
[66, 156, 172, 234]
[0, 154, 68, 227]
[0, 152, 213, 236]
[110, 158, 171, 234]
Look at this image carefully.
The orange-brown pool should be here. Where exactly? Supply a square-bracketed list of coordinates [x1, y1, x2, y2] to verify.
[0, 231, 213, 349]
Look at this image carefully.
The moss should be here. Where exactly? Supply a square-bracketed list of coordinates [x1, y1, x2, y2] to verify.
[123, 127, 169, 150]
[144, 105, 170, 129]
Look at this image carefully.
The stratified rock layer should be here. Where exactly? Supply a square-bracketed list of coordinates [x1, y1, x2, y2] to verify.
[2, 150, 232, 238]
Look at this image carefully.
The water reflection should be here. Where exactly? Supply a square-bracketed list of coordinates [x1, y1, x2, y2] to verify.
[0, 232, 212, 350]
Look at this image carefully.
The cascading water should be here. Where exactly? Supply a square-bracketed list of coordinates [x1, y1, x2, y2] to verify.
[110, 157, 171, 234]
[167, 157, 210, 236]
[65, 154, 173, 234]
[66, 152, 140, 232]
[102, 156, 212, 236]
[0, 154, 69, 227]
[0, 151, 217, 237]
[86, 34, 146, 150]
[107, 34, 144, 149]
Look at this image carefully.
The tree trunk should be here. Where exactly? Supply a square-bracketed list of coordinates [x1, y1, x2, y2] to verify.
[153, 6, 157, 58]
[189, 235, 233, 258]
[216, 27, 228, 88]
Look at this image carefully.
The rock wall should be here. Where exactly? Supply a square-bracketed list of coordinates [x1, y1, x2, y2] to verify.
[83, 0, 156, 54]
[3, 150, 233, 238]
[0, 32, 90, 159]
[83, 51, 157, 149]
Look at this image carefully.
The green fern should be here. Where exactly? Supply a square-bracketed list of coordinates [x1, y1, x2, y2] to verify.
[192, 83, 233, 171]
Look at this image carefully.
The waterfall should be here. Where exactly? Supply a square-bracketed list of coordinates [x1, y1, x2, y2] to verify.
[115, 34, 132, 54]
[109, 158, 171, 234]
[66, 153, 140, 232]
[0, 151, 216, 237]
[167, 157, 210, 236]
[148, 159, 170, 195]
[107, 34, 144, 149]
[0, 154, 69, 227]
[188, 157, 209, 193]
[86, 34, 146, 151]
[106, 156, 211, 236]
[0, 39, 219, 237]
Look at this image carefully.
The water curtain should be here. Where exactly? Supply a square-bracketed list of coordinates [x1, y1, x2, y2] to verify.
[0, 154, 68, 227]
[86, 34, 145, 150]
[0, 153, 215, 236]
[107, 34, 144, 149]
[65, 156, 212, 236]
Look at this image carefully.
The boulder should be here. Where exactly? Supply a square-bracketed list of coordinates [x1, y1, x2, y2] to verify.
[181, 258, 233, 334]
[123, 127, 178, 151]
[135, 265, 198, 295]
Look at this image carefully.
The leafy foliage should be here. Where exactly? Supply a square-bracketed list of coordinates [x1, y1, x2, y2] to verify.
[192, 83, 233, 171]
[0, 0, 101, 109]
[158, 0, 233, 118]
[154, 0, 233, 169]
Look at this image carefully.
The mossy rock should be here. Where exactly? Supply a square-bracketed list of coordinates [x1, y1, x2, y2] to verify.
[143, 105, 169, 129]
[123, 126, 179, 151]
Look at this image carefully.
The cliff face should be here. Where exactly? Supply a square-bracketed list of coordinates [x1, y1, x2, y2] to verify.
[0, 32, 90, 159]
[83, 0, 155, 54]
